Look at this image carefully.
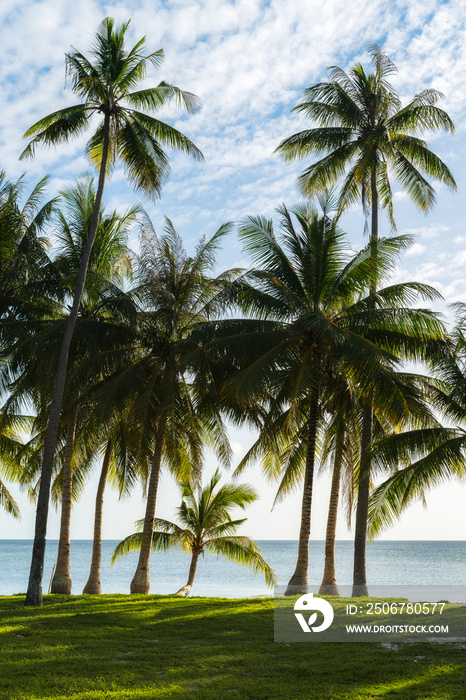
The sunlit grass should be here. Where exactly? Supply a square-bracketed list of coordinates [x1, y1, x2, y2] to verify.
[0, 594, 464, 699]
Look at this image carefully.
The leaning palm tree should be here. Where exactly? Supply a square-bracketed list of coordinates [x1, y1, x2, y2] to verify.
[112, 469, 276, 595]
[20, 17, 203, 605]
[276, 45, 456, 595]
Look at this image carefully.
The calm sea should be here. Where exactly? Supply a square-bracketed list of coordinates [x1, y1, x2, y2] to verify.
[0, 540, 464, 597]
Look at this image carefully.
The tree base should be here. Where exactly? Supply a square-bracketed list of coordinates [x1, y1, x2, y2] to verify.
[83, 579, 101, 595]
[50, 572, 72, 595]
[319, 583, 340, 596]
[284, 574, 308, 596]
[25, 589, 43, 606]
[175, 584, 192, 597]
[352, 583, 369, 597]
[130, 570, 150, 594]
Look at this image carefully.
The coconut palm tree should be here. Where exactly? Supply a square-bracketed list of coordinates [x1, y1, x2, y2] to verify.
[276, 45, 456, 595]
[211, 198, 446, 595]
[0, 172, 59, 324]
[276, 45, 456, 229]
[47, 177, 138, 594]
[0, 414, 36, 520]
[82, 412, 147, 595]
[112, 468, 276, 595]
[367, 307, 466, 538]
[85, 216, 238, 594]
[0, 173, 58, 525]
[318, 378, 360, 596]
[20, 17, 203, 605]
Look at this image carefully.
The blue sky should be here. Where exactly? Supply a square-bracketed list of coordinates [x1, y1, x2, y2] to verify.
[0, 0, 465, 545]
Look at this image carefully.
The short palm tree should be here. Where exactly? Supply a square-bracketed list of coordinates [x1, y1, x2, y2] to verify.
[112, 469, 276, 595]
[20, 17, 203, 605]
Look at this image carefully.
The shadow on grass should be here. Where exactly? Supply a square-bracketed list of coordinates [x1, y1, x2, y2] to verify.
[0, 595, 464, 699]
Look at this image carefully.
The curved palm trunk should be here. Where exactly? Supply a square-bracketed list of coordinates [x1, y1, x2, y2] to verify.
[25, 114, 111, 606]
[83, 438, 114, 595]
[285, 383, 320, 596]
[130, 420, 167, 594]
[50, 407, 77, 594]
[175, 546, 201, 596]
[352, 168, 378, 598]
[319, 428, 344, 596]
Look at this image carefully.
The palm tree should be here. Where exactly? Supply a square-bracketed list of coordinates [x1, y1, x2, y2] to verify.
[276, 45, 456, 228]
[367, 308, 466, 538]
[212, 198, 446, 595]
[276, 45, 456, 595]
[0, 173, 58, 526]
[0, 171, 58, 324]
[82, 408, 148, 595]
[112, 469, 276, 595]
[85, 216, 238, 594]
[210, 199, 416, 594]
[20, 17, 203, 605]
[48, 177, 138, 594]
[318, 378, 360, 596]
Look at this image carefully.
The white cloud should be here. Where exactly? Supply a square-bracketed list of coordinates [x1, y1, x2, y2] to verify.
[1, 0, 466, 544]
[405, 242, 427, 257]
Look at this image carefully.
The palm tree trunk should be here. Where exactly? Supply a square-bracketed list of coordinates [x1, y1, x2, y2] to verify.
[319, 427, 344, 596]
[175, 546, 201, 596]
[50, 407, 77, 594]
[352, 404, 372, 596]
[83, 438, 114, 595]
[25, 113, 111, 606]
[130, 420, 167, 594]
[352, 166, 378, 598]
[285, 383, 320, 595]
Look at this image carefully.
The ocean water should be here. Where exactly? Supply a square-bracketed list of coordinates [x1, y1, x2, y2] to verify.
[0, 540, 464, 597]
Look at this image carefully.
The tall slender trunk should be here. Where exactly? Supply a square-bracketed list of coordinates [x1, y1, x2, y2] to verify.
[352, 167, 378, 598]
[50, 406, 77, 594]
[83, 438, 114, 595]
[175, 546, 201, 596]
[285, 382, 320, 596]
[130, 419, 167, 594]
[25, 113, 111, 606]
[319, 425, 344, 596]
[352, 403, 372, 596]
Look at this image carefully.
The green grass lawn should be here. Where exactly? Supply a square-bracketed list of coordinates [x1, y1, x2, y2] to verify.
[0, 594, 464, 699]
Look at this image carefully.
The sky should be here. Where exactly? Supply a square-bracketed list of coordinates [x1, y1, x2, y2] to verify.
[0, 0, 466, 545]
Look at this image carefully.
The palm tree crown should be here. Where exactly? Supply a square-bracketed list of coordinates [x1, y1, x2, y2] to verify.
[21, 17, 203, 197]
[276, 45, 456, 223]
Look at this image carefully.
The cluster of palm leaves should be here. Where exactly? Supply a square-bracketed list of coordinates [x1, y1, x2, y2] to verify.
[0, 23, 464, 605]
